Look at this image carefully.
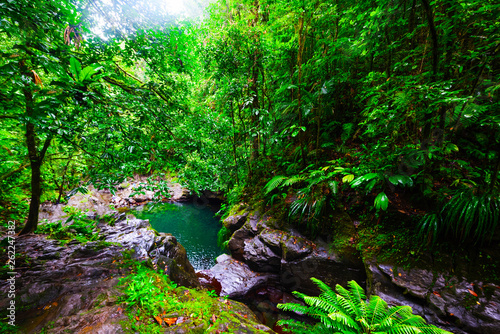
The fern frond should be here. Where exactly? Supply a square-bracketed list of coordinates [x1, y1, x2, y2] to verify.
[311, 277, 337, 297]
[278, 302, 311, 315]
[347, 280, 367, 311]
[280, 278, 452, 334]
[378, 305, 413, 328]
[366, 295, 388, 326]
[302, 295, 338, 314]
[283, 175, 306, 187]
[264, 175, 287, 194]
[335, 284, 362, 319]
[327, 311, 361, 331]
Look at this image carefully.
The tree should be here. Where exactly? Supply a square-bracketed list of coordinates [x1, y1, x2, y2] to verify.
[0, 0, 191, 233]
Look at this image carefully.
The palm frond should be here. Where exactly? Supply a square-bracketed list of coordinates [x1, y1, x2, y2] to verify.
[419, 190, 500, 245]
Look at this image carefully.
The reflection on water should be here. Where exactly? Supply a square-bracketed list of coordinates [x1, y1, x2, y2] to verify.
[134, 202, 224, 270]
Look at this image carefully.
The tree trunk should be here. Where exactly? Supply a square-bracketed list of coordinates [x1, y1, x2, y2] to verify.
[20, 84, 51, 235]
[21, 159, 42, 235]
[420, 0, 440, 140]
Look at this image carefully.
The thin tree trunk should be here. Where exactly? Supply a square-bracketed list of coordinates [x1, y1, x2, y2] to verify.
[297, 14, 307, 168]
[56, 152, 74, 204]
[250, 0, 260, 166]
[421, 0, 440, 140]
[230, 101, 239, 186]
[20, 85, 51, 235]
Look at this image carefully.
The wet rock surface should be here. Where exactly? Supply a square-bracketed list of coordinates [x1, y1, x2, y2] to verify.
[0, 214, 200, 333]
[367, 260, 500, 334]
[223, 210, 366, 296]
[198, 254, 279, 299]
[207, 206, 500, 334]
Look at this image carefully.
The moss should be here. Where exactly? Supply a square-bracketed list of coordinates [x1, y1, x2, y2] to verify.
[118, 264, 271, 333]
[92, 293, 108, 308]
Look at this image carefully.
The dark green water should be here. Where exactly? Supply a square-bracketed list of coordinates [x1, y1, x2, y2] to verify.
[134, 202, 224, 270]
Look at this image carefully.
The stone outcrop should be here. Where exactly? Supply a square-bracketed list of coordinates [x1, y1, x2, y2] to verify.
[38, 177, 193, 224]
[367, 261, 500, 334]
[225, 211, 366, 296]
[0, 214, 200, 333]
[209, 207, 500, 334]
[198, 254, 280, 299]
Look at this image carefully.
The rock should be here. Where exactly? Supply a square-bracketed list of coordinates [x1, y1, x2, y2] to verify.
[103, 218, 156, 259]
[228, 227, 256, 261]
[164, 296, 274, 333]
[203, 254, 279, 299]
[223, 212, 249, 233]
[196, 271, 222, 295]
[154, 236, 200, 288]
[367, 260, 500, 334]
[243, 237, 282, 273]
[132, 194, 148, 203]
[201, 189, 225, 202]
[281, 250, 366, 296]
[0, 215, 202, 333]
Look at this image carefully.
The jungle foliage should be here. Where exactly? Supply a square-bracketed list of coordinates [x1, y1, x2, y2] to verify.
[1, 1, 499, 243]
[277, 278, 452, 334]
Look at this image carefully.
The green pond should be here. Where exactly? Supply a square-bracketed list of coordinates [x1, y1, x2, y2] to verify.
[134, 202, 224, 270]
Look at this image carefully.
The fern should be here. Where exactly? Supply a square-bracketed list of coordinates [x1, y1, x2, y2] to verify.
[264, 175, 287, 194]
[283, 174, 306, 187]
[277, 278, 452, 334]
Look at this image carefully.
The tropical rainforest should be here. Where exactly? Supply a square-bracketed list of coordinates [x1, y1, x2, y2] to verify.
[0, 0, 499, 332]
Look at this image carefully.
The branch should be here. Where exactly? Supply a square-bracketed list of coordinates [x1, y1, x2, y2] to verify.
[114, 61, 144, 84]
[39, 135, 52, 161]
[0, 162, 30, 182]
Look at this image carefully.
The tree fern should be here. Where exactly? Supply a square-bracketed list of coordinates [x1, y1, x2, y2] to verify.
[277, 278, 452, 334]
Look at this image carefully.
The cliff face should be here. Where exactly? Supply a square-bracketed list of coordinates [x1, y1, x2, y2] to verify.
[0, 214, 273, 334]
[201, 206, 500, 334]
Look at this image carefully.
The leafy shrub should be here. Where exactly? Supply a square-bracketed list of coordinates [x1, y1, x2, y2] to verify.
[35, 207, 102, 244]
[418, 190, 500, 246]
[278, 278, 451, 334]
[264, 171, 337, 235]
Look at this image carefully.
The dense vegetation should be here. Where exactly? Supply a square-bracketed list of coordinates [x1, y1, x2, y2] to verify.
[0, 0, 499, 330]
[2, 0, 498, 241]
[277, 278, 451, 334]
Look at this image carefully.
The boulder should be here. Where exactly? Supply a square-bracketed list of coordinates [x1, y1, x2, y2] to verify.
[223, 212, 249, 233]
[228, 227, 256, 261]
[243, 237, 282, 273]
[0, 215, 201, 333]
[367, 260, 500, 334]
[201, 254, 279, 299]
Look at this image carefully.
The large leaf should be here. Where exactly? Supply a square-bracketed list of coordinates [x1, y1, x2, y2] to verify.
[374, 192, 389, 211]
[79, 65, 103, 83]
[69, 57, 82, 80]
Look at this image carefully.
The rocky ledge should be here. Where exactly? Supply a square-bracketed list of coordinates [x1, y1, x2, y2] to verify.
[201, 206, 500, 334]
[0, 214, 273, 333]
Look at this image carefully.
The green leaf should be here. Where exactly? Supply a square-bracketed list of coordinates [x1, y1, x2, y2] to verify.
[388, 175, 400, 186]
[343, 174, 355, 183]
[374, 192, 389, 211]
[70, 57, 82, 80]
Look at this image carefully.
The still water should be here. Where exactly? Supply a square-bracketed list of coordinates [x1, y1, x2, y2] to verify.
[134, 202, 224, 270]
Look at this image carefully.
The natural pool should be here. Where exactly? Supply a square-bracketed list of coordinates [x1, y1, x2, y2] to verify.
[134, 202, 224, 271]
